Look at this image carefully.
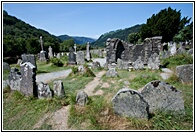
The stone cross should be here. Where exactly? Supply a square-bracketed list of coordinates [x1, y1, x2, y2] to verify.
[86, 42, 90, 61]
[40, 36, 44, 51]
[74, 44, 77, 54]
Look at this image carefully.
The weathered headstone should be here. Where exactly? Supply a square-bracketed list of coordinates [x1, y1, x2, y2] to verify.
[39, 51, 49, 62]
[21, 54, 37, 69]
[3, 62, 11, 71]
[141, 80, 185, 113]
[170, 42, 177, 56]
[176, 64, 193, 83]
[106, 68, 118, 77]
[68, 47, 76, 65]
[53, 80, 65, 97]
[37, 82, 52, 99]
[76, 51, 85, 65]
[86, 42, 91, 61]
[48, 46, 53, 59]
[8, 68, 21, 91]
[176, 46, 186, 54]
[78, 65, 87, 74]
[133, 56, 144, 70]
[76, 90, 88, 106]
[74, 43, 77, 54]
[57, 53, 61, 59]
[147, 53, 160, 70]
[98, 49, 103, 57]
[117, 58, 129, 70]
[187, 49, 193, 55]
[92, 61, 101, 69]
[20, 62, 37, 96]
[112, 88, 149, 118]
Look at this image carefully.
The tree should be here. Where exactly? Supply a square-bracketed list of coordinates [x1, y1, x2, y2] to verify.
[60, 38, 75, 52]
[26, 38, 40, 54]
[128, 33, 140, 44]
[140, 7, 191, 42]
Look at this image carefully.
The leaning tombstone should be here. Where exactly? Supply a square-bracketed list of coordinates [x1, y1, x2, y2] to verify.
[37, 82, 52, 99]
[68, 47, 76, 65]
[92, 61, 101, 69]
[112, 88, 149, 118]
[76, 90, 88, 106]
[53, 80, 65, 97]
[20, 62, 37, 96]
[140, 80, 185, 114]
[8, 68, 21, 91]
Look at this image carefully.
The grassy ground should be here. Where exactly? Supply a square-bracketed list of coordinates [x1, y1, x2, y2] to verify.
[3, 53, 193, 130]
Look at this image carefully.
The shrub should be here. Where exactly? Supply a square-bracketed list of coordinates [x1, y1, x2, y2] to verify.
[50, 57, 63, 67]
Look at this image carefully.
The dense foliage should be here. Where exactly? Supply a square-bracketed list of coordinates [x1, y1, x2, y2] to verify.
[58, 35, 96, 44]
[91, 24, 142, 47]
[3, 10, 61, 57]
[140, 7, 191, 42]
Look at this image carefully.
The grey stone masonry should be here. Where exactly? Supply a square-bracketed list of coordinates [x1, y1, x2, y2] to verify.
[76, 90, 88, 106]
[176, 64, 193, 83]
[141, 80, 185, 114]
[53, 80, 65, 97]
[21, 54, 37, 69]
[37, 82, 52, 99]
[76, 51, 85, 65]
[20, 62, 37, 96]
[112, 88, 149, 118]
[8, 68, 21, 91]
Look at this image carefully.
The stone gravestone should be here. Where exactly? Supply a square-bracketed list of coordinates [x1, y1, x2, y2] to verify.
[133, 56, 144, 70]
[3, 62, 11, 71]
[39, 36, 49, 62]
[85, 42, 91, 61]
[68, 47, 76, 65]
[106, 68, 118, 77]
[20, 62, 37, 96]
[98, 49, 103, 57]
[21, 54, 37, 69]
[187, 49, 193, 55]
[112, 88, 149, 118]
[176, 45, 186, 54]
[176, 64, 193, 83]
[57, 53, 61, 59]
[147, 53, 160, 70]
[117, 59, 129, 70]
[17, 59, 23, 65]
[48, 46, 53, 59]
[92, 61, 101, 69]
[53, 80, 65, 97]
[74, 43, 77, 54]
[78, 65, 87, 74]
[170, 42, 177, 56]
[76, 90, 88, 106]
[76, 51, 85, 65]
[8, 68, 21, 91]
[37, 82, 52, 99]
[141, 80, 185, 113]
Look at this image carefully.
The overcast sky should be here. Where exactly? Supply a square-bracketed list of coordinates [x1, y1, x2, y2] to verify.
[3, 2, 193, 39]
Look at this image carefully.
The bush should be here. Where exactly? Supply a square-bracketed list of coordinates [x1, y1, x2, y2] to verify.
[50, 57, 63, 67]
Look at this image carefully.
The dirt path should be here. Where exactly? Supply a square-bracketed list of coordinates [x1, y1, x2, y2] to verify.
[36, 69, 72, 83]
[84, 70, 106, 96]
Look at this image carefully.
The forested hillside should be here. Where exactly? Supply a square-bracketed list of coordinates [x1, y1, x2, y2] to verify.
[58, 35, 96, 44]
[91, 24, 143, 47]
[3, 10, 62, 57]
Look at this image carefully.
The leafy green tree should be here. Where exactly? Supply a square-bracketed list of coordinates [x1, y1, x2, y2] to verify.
[60, 38, 75, 52]
[128, 33, 140, 44]
[140, 7, 191, 42]
[26, 38, 40, 54]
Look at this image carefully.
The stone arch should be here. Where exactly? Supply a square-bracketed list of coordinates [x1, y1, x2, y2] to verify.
[115, 40, 125, 62]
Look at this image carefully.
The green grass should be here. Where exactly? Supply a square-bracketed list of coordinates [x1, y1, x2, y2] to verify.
[160, 53, 193, 69]
[3, 91, 63, 130]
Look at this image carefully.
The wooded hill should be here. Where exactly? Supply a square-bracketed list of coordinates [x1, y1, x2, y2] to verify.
[58, 35, 96, 44]
[3, 10, 62, 57]
[91, 24, 143, 47]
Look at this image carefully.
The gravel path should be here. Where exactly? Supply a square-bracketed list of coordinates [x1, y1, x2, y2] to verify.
[36, 69, 72, 83]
